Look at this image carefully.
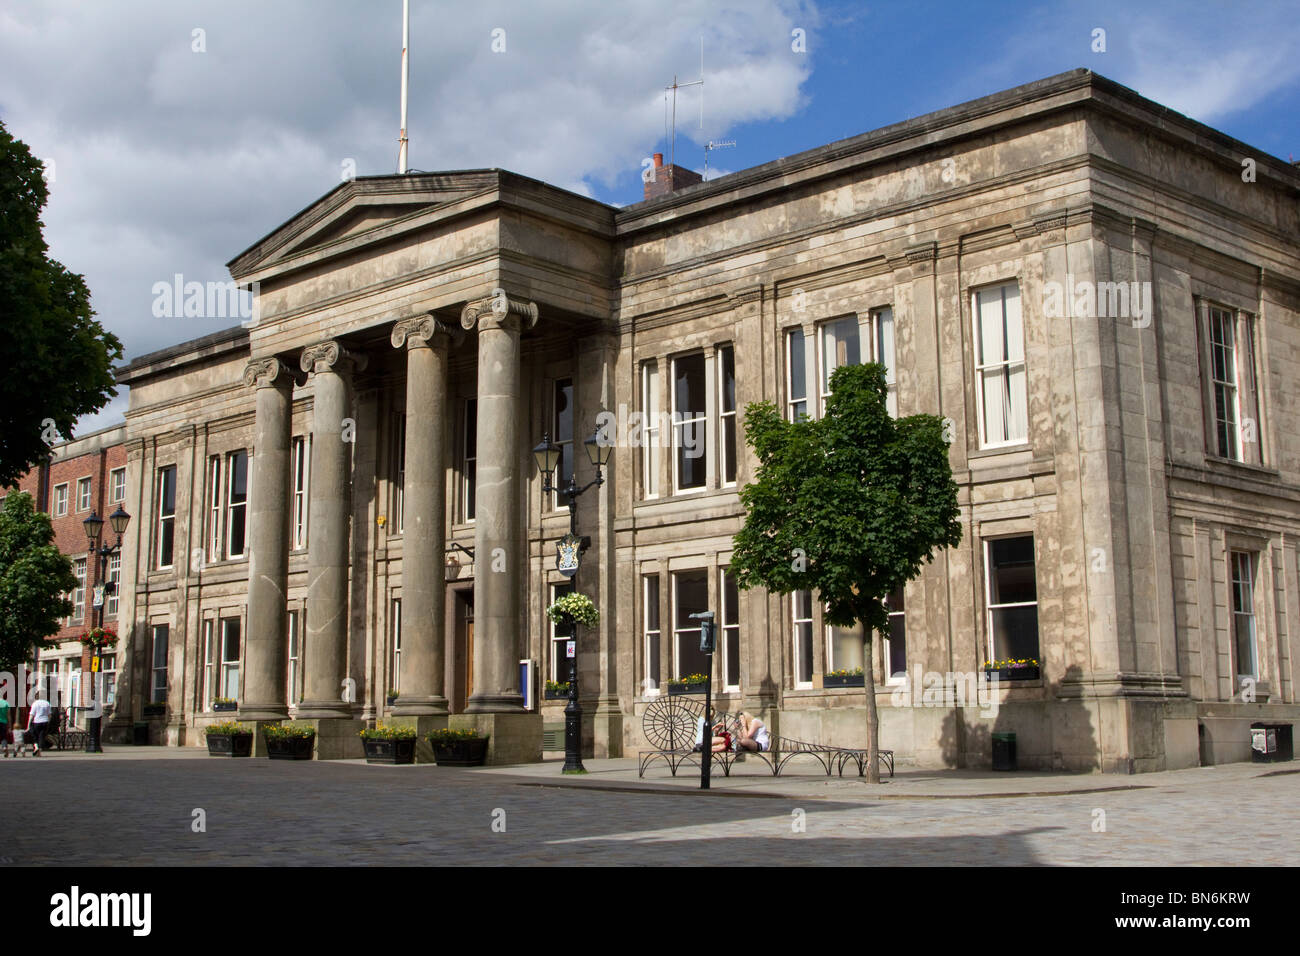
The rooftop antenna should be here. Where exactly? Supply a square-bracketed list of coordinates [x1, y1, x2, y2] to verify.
[663, 36, 704, 167]
[397, 0, 410, 173]
[703, 139, 735, 180]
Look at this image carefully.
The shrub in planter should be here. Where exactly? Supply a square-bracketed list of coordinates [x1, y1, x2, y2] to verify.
[263, 722, 316, 760]
[667, 673, 709, 695]
[426, 728, 489, 766]
[206, 720, 253, 757]
[211, 697, 238, 712]
[359, 724, 417, 764]
[386, 689, 399, 706]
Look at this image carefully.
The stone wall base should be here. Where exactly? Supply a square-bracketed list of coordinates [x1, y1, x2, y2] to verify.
[450, 712, 542, 765]
[624, 696, 1298, 775]
[387, 714, 449, 763]
[296, 717, 365, 760]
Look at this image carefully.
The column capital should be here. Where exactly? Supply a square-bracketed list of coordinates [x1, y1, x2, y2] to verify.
[460, 292, 539, 334]
[242, 357, 297, 390]
[300, 340, 368, 376]
[390, 312, 464, 351]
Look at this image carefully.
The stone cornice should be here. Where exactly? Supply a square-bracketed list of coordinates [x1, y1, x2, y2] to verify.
[460, 293, 539, 333]
[300, 340, 368, 375]
[390, 312, 464, 350]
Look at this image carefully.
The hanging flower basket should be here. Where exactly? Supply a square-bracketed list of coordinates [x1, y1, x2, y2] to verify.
[80, 626, 117, 647]
[545, 593, 599, 629]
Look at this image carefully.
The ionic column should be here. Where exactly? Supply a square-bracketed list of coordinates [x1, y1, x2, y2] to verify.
[460, 293, 538, 712]
[297, 340, 366, 718]
[240, 358, 295, 721]
[390, 313, 461, 715]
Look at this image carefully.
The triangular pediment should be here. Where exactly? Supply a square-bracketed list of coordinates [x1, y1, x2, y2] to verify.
[227, 171, 502, 281]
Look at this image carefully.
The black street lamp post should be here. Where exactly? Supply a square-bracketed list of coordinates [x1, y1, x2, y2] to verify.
[82, 505, 131, 753]
[691, 611, 716, 790]
[533, 428, 613, 773]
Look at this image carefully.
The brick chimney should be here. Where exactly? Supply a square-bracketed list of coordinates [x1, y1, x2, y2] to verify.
[644, 151, 703, 201]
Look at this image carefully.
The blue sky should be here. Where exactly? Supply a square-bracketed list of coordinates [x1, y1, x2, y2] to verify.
[1, 0, 1296, 433]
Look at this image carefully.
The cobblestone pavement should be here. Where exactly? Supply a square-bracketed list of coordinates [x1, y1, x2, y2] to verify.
[2, 750, 1296, 865]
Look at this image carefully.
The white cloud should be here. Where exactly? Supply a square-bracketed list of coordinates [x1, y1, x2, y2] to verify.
[0, 0, 818, 432]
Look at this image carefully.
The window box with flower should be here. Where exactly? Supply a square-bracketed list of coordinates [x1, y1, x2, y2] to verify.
[667, 673, 709, 696]
[983, 659, 1041, 682]
[544, 680, 570, 700]
[359, 724, 417, 764]
[211, 697, 238, 712]
[426, 728, 489, 766]
[824, 667, 865, 688]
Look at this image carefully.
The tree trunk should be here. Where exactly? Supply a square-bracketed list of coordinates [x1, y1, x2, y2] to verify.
[864, 631, 880, 784]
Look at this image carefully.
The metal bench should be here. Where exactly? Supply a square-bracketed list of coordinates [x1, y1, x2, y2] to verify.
[637, 696, 894, 779]
[45, 708, 88, 751]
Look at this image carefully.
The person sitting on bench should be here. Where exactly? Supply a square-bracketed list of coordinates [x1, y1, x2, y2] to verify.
[734, 712, 771, 753]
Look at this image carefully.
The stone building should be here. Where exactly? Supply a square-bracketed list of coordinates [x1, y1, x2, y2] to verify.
[5, 425, 128, 725]
[108, 70, 1300, 771]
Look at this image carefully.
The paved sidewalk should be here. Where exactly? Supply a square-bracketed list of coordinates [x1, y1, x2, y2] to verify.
[21, 744, 1293, 800]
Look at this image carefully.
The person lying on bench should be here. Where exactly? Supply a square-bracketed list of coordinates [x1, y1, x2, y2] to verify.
[734, 712, 771, 753]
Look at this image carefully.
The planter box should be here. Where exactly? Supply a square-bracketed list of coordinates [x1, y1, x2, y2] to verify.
[206, 733, 253, 757]
[363, 737, 416, 764]
[266, 736, 315, 760]
[212, 701, 238, 712]
[667, 683, 707, 696]
[984, 667, 1040, 682]
[431, 737, 489, 766]
[824, 674, 865, 688]
[385, 696, 398, 707]
[142, 704, 166, 718]
[543, 688, 569, 700]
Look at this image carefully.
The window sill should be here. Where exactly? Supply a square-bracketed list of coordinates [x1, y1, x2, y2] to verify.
[1202, 455, 1277, 478]
[968, 442, 1032, 461]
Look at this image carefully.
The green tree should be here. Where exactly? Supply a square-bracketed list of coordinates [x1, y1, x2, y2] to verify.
[730, 363, 962, 782]
[0, 491, 76, 673]
[0, 119, 122, 487]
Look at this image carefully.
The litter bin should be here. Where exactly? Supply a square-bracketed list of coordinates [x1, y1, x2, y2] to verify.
[133, 721, 149, 746]
[992, 732, 1017, 771]
[1251, 723, 1294, 763]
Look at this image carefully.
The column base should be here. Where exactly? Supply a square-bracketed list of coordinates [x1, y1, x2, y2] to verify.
[450, 713, 542, 765]
[292, 718, 366, 760]
[590, 698, 624, 758]
[391, 696, 449, 718]
[295, 699, 356, 720]
[386, 714, 449, 763]
[465, 693, 526, 714]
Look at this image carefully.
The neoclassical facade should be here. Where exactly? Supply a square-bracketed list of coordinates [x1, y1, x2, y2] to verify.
[109, 70, 1300, 771]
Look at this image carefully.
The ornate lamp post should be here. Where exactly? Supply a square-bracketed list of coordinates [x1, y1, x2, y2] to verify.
[82, 505, 130, 753]
[533, 427, 613, 773]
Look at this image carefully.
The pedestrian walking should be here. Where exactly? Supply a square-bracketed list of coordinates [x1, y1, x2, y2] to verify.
[26, 692, 51, 757]
[0, 695, 10, 757]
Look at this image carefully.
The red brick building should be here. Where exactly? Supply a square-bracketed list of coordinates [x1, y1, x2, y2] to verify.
[5, 425, 128, 726]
